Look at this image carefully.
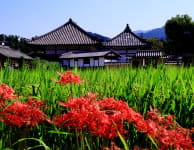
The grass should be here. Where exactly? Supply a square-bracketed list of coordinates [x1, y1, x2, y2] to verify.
[0, 63, 193, 149]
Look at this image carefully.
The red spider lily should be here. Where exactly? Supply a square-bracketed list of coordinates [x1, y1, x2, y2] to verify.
[102, 141, 122, 150]
[53, 71, 86, 86]
[54, 94, 144, 139]
[142, 106, 194, 150]
[55, 95, 100, 130]
[54, 96, 194, 149]
[1, 99, 48, 128]
[27, 98, 46, 109]
[133, 146, 149, 150]
[0, 84, 18, 106]
[87, 92, 98, 101]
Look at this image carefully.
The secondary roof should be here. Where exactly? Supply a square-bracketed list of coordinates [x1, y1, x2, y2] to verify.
[103, 24, 151, 47]
[59, 50, 120, 59]
[0, 45, 33, 60]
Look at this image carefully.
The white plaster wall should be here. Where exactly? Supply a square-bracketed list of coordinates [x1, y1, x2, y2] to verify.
[70, 59, 74, 67]
[90, 58, 94, 67]
[63, 60, 69, 66]
[84, 64, 90, 67]
[99, 57, 104, 66]
[94, 59, 98, 66]
[78, 59, 83, 67]
[74, 61, 78, 67]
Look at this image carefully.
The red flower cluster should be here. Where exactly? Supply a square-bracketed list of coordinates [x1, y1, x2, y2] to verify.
[27, 98, 46, 109]
[142, 106, 194, 150]
[103, 141, 122, 150]
[0, 84, 18, 106]
[1, 99, 48, 128]
[54, 94, 193, 149]
[133, 146, 149, 150]
[55, 93, 143, 139]
[53, 71, 85, 86]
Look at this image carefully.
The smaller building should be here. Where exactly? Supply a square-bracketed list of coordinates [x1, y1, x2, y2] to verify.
[59, 50, 120, 67]
[0, 45, 33, 68]
[135, 49, 163, 66]
[163, 55, 182, 65]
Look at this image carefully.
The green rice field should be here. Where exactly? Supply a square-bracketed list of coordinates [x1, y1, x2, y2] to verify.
[0, 64, 193, 149]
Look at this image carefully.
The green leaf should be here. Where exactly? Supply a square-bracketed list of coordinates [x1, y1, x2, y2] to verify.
[12, 138, 50, 150]
[189, 103, 194, 111]
[148, 135, 158, 149]
[171, 100, 175, 111]
[117, 131, 129, 150]
[85, 137, 91, 150]
[26, 145, 43, 150]
[48, 130, 73, 135]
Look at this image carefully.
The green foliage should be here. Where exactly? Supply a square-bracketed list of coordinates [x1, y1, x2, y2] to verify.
[165, 14, 194, 55]
[0, 65, 193, 149]
[19, 38, 30, 54]
[0, 64, 193, 128]
[13, 138, 50, 150]
[31, 57, 60, 69]
[117, 131, 129, 150]
[6, 35, 19, 50]
[147, 38, 164, 49]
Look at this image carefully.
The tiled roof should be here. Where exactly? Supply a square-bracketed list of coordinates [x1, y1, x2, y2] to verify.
[29, 19, 99, 45]
[0, 45, 33, 60]
[103, 24, 151, 47]
[59, 50, 120, 59]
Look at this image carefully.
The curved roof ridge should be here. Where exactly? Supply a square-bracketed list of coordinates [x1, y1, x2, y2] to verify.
[103, 24, 151, 47]
[67, 19, 100, 41]
[29, 18, 100, 45]
[123, 24, 131, 32]
[31, 19, 71, 41]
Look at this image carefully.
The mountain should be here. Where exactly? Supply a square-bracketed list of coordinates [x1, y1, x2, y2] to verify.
[87, 32, 110, 41]
[87, 26, 166, 42]
[134, 26, 166, 40]
[134, 29, 151, 34]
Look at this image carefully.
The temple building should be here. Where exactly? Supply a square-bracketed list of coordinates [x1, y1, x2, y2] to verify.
[59, 50, 120, 67]
[29, 18, 163, 67]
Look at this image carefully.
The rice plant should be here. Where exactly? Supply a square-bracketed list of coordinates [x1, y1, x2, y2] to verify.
[0, 63, 193, 149]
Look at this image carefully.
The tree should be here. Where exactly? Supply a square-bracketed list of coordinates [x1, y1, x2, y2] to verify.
[147, 38, 164, 49]
[6, 35, 19, 49]
[0, 33, 35, 55]
[19, 38, 29, 53]
[140, 32, 144, 38]
[0, 34, 6, 42]
[165, 14, 194, 55]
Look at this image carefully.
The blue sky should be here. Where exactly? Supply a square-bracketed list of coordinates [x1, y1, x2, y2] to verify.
[1, 0, 194, 39]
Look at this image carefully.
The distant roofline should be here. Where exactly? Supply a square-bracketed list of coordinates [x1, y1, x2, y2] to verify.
[29, 19, 152, 47]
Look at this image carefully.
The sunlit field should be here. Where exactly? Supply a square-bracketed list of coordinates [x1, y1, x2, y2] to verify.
[0, 64, 193, 149]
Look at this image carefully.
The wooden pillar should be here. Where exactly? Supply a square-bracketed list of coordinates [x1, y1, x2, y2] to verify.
[143, 58, 145, 67]
[0, 59, 3, 68]
[54, 46, 57, 61]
